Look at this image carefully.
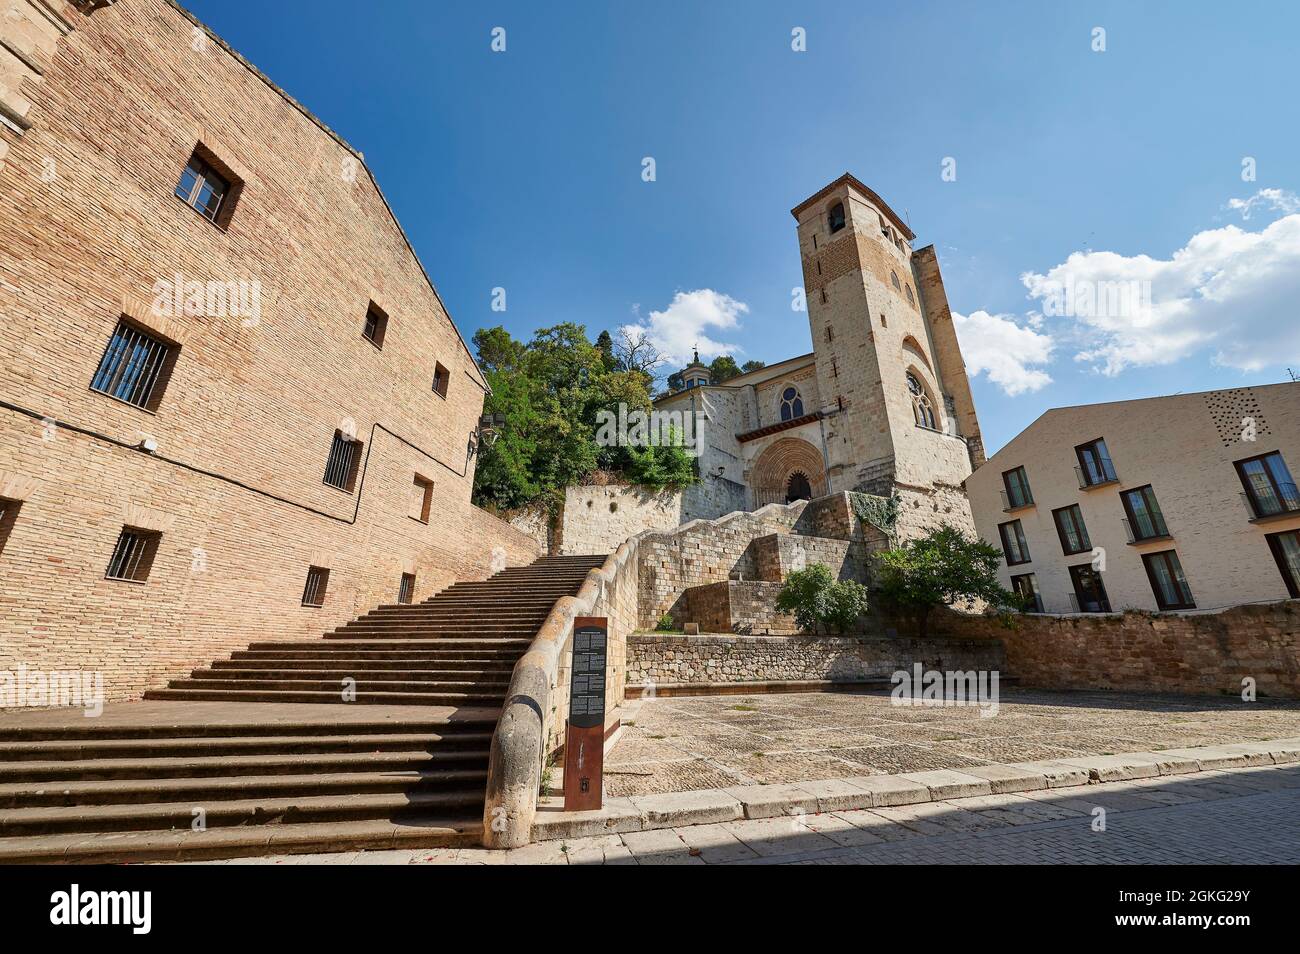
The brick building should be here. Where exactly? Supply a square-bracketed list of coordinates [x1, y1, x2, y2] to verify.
[0, 0, 539, 701]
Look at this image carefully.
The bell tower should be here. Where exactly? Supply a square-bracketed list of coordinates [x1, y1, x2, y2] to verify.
[793, 174, 984, 535]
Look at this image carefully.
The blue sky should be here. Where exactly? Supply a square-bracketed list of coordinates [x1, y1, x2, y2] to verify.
[184, 0, 1300, 453]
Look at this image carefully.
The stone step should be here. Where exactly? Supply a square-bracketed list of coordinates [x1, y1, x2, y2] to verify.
[227, 651, 520, 664]
[0, 788, 489, 836]
[0, 767, 488, 809]
[173, 674, 512, 691]
[214, 657, 516, 671]
[249, 638, 531, 651]
[0, 747, 486, 783]
[331, 621, 542, 634]
[0, 715, 498, 743]
[143, 687, 504, 706]
[0, 815, 483, 864]
[189, 668, 512, 683]
[0, 731, 494, 762]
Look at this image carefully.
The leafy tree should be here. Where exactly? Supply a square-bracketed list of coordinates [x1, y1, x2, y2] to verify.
[595, 330, 617, 372]
[665, 371, 685, 392]
[709, 355, 741, 383]
[875, 526, 1020, 638]
[776, 564, 870, 635]
[741, 360, 766, 374]
[472, 322, 695, 512]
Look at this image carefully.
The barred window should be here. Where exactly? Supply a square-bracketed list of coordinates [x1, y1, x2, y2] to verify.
[90, 321, 177, 411]
[398, 572, 415, 605]
[106, 527, 161, 582]
[302, 566, 329, 607]
[323, 431, 362, 492]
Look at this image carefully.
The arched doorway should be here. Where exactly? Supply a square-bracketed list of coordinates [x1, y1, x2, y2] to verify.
[786, 472, 812, 503]
[751, 437, 828, 508]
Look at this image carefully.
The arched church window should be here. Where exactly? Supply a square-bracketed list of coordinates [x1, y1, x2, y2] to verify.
[827, 202, 846, 234]
[907, 372, 937, 430]
[891, 270, 901, 291]
[786, 472, 812, 503]
[779, 386, 804, 421]
[905, 283, 915, 306]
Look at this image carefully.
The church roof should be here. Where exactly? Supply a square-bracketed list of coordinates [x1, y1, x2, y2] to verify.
[791, 173, 915, 242]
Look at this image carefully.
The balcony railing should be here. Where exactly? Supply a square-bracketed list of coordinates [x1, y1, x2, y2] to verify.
[1122, 515, 1171, 544]
[1000, 488, 1035, 512]
[1241, 482, 1300, 522]
[1075, 457, 1118, 489]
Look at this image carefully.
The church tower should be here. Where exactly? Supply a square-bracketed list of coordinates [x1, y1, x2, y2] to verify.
[793, 174, 985, 536]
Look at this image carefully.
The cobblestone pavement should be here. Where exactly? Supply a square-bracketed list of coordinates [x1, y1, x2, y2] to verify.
[223, 762, 1300, 865]
[602, 689, 1300, 797]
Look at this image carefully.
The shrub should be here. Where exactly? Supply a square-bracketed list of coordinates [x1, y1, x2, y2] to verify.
[776, 564, 870, 634]
[655, 613, 676, 632]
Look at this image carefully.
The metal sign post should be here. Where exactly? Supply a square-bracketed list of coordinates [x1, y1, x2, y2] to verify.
[563, 616, 607, 812]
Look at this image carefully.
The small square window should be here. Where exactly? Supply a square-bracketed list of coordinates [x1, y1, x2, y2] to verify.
[323, 431, 363, 492]
[106, 527, 161, 583]
[398, 572, 415, 605]
[175, 147, 239, 226]
[363, 302, 388, 349]
[302, 566, 330, 607]
[90, 320, 179, 412]
[410, 474, 434, 523]
[432, 362, 450, 398]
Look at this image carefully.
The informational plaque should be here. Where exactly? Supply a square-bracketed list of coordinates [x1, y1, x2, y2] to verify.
[564, 617, 607, 811]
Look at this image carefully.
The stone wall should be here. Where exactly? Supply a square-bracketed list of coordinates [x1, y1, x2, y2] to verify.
[683, 581, 796, 635]
[628, 633, 1005, 688]
[558, 484, 684, 556]
[752, 532, 867, 582]
[938, 601, 1300, 699]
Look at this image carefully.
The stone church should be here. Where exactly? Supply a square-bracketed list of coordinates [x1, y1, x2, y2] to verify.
[652, 173, 986, 541]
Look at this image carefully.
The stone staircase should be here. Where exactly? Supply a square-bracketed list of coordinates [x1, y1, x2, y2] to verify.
[0, 554, 607, 863]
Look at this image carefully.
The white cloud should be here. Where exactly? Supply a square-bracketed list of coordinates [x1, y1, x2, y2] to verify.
[1020, 212, 1300, 375]
[952, 309, 1054, 396]
[620, 289, 746, 365]
[1227, 188, 1300, 220]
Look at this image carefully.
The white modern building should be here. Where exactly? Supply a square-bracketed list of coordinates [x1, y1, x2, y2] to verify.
[966, 384, 1300, 614]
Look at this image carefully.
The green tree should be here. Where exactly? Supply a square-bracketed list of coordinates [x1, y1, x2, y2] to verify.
[875, 526, 1019, 638]
[595, 330, 617, 372]
[709, 354, 741, 383]
[776, 564, 870, 635]
[740, 360, 766, 374]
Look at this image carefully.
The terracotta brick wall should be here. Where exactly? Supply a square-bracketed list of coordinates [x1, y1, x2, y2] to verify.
[0, 0, 539, 701]
[938, 602, 1300, 699]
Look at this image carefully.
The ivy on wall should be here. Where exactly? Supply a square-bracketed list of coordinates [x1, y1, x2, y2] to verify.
[849, 491, 900, 544]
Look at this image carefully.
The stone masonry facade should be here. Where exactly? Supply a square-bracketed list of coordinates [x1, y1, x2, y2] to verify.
[627, 633, 1005, 688]
[0, 0, 539, 701]
[939, 601, 1300, 699]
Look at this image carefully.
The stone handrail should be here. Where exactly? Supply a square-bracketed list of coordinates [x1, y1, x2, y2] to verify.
[480, 534, 640, 849]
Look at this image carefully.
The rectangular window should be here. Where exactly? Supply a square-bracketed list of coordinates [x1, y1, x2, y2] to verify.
[1001, 466, 1033, 510]
[363, 302, 388, 348]
[1266, 530, 1300, 598]
[998, 519, 1031, 566]
[410, 474, 434, 523]
[302, 566, 329, 607]
[1141, 550, 1195, 610]
[432, 362, 450, 398]
[323, 431, 362, 492]
[0, 498, 17, 556]
[1010, 572, 1043, 613]
[175, 149, 234, 224]
[90, 321, 177, 411]
[106, 527, 160, 582]
[1235, 451, 1300, 519]
[1052, 504, 1092, 555]
[1121, 484, 1170, 541]
[1074, 438, 1117, 488]
[1068, 563, 1111, 613]
[398, 572, 415, 605]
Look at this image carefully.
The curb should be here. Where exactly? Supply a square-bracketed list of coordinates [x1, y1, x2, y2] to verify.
[530, 737, 1300, 842]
